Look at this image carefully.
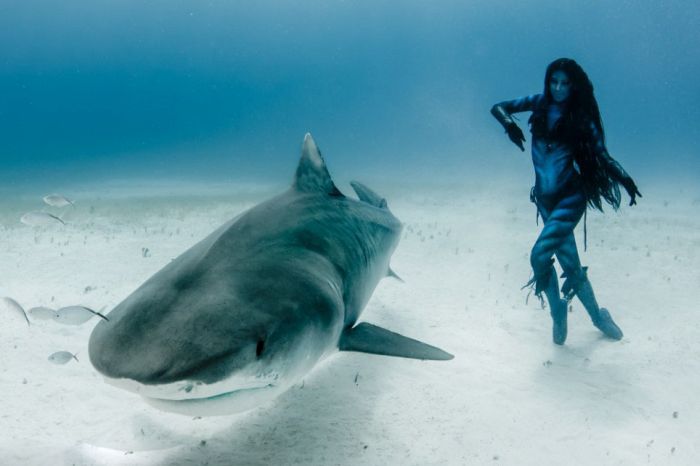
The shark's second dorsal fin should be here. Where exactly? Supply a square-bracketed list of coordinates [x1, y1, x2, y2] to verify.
[294, 133, 343, 196]
[339, 322, 453, 360]
[350, 181, 388, 209]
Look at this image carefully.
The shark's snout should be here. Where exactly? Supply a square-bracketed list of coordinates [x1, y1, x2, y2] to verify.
[88, 297, 263, 388]
[88, 307, 308, 416]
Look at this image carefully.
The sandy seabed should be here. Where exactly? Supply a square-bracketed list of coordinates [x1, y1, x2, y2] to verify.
[1, 177, 698, 466]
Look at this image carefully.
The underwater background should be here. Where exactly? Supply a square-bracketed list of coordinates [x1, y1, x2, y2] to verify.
[1, 0, 698, 192]
[2, 2, 700, 465]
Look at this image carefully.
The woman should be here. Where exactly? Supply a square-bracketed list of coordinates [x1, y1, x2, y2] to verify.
[491, 58, 641, 345]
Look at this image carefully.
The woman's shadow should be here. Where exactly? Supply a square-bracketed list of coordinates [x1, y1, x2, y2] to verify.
[532, 328, 650, 428]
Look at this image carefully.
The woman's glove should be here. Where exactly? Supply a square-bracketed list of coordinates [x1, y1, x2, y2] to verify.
[491, 104, 526, 152]
[599, 150, 642, 206]
[621, 176, 642, 206]
[505, 122, 526, 152]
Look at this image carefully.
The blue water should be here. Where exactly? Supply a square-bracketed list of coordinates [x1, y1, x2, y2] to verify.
[1, 1, 698, 189]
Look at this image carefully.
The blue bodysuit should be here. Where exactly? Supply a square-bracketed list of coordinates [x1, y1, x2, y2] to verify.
[492, 94, 615, 295]
[491, 62, 636, 344]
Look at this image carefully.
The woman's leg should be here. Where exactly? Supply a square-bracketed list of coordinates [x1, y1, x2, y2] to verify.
[555, 233, 582, 282]
[529, 192, 585, 295]
[553, 216, 624, 341]
[529, 193, 585, 344]
[557, 260, 624, 341]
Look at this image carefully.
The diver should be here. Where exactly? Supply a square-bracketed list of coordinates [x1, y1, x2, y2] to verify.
[490, 58, 641, 345]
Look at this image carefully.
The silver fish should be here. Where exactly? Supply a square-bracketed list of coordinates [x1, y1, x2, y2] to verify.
[48, 351, 79, 364]
[20, 211, 65, 226]
[43, 194, 75, 208]
[1, 297, 30, 326]
[54, 305, 109, 325]
[28, 306, 58, 320]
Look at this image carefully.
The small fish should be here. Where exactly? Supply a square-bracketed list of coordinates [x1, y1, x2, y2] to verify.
[1, 297, 30, 326]
[48, 351, 79, 364]
[54, 305, 109, 325]
[20, 211, 65, 226]
[43, 194, 75, 208]
[28, 306, 58, 321]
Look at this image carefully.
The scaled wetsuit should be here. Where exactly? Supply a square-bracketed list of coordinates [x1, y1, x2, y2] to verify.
[491, 94, 631, 343]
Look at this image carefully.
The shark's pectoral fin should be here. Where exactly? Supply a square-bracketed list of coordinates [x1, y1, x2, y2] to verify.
[339, 322, 453, 361]
[387, 267, 404, 282]
[294, 133, 344, 197]
[350, 181, 388, 209]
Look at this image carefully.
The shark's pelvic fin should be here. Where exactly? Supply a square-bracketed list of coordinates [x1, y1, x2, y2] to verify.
[350, 181, 388, 209]
[294, 133, 343, 196]
[387, 267, 404, 282]
[339, 322, 453, 361]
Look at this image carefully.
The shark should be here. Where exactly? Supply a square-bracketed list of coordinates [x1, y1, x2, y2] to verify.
[88, 134, 453, 416]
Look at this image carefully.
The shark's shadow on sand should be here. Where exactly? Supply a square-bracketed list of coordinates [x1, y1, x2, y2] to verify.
[162, 354, 394, 465]
[67, 352, 395, 465]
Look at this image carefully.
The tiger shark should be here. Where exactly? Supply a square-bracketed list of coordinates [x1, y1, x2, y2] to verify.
[88, 134, 452, 416]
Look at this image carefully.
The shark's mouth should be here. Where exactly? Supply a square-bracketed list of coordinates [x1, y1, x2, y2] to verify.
[102, 374, 289, 416]
[143, 382, 287, 416]
[149, 383, 274, 403]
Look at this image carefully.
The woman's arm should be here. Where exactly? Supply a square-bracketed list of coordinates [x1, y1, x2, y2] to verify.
[491, 94, 542, 122]
[589, 122, 642, 205]
[491, 94, 542, 151]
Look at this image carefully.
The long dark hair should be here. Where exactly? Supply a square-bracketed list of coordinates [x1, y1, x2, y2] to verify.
[530, 58, 621, 211]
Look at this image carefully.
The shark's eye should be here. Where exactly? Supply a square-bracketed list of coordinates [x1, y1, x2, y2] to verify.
[256, 339, 265, 357]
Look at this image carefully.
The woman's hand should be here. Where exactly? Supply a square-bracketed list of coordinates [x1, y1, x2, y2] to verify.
[621, 177, 642, 206]
[505, 122, 526, 151]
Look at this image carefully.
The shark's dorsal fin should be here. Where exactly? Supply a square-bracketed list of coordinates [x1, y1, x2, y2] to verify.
[294, 133, 343, 196]
[339, 322, 453, 360]
[350, 181, 388, 209]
